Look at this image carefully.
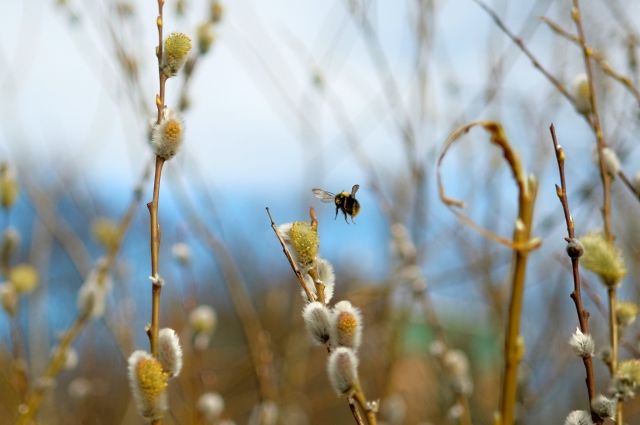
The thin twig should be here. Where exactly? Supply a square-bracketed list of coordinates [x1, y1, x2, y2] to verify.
[265, 207, 314, 301]
[471, 0, 576, 107]
[541, 16, 640, 108]
[549, 124, 601, 424]
[618, 170, 640, 202]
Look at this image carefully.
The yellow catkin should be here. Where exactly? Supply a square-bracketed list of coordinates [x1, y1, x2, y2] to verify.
[616, 301, 638, 327]
[289, 221, 319, 267]
[92, 217, 119, 250]
[0, 164, 18, 209]
[162, 33, 192, 77]
[617, 359, 640, 385]
[580, 232, 627, 287]
[337, 312, 357, 339]
[137, 358, 168, 401]
[9, 264, 39, 294]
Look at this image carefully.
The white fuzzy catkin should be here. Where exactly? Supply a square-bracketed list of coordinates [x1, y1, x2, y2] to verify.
[127, 350, 168, 421]
[189, 305, 217, 334]
[564, 410, 594, 425]
[572, 73, 591, 114]
[591, 394, 615, 419]
[302, 301, 332, 345]
[248, 401, 278, 425]
[51, 346, 78, 371]
[380, 394, 407, 425]
[171, 242, 191, 266]
[77, 266, 112, 319]
[68, 377, 91, 400]
[151, 108, 184, 160]
[197, 392, 225, 422]
[601, 147, 621, 177]
[158, 328, 183, 377]
[569, 327, 595, 358]
[327, 347, 360, 396]
[314, 257, 335, 303]
[331, 300, 363, 350]
[443, 349, 473, 395]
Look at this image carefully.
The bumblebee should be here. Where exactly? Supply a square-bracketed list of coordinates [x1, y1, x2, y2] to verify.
[312, 184, 360, 223]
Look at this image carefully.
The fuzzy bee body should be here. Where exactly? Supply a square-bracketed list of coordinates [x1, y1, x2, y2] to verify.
[312, 184, 360, 223]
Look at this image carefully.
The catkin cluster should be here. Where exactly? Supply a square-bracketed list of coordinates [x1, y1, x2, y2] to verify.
[278, 219, 364, 397]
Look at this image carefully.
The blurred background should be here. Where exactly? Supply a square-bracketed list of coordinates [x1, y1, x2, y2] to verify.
[1, 0, 640, 424]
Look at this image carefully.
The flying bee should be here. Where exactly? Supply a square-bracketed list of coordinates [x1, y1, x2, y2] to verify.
[312, 184, 360, 223]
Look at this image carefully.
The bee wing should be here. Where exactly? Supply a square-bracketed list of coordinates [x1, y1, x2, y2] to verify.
[350, 184, 360, 197]
[312, 188, 336, 203]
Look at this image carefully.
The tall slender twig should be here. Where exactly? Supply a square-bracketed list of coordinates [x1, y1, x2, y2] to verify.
[549, 124, 602, 424]
[146, 0, 167, 363]
[570, 0, 613, 243]
[570, 2, 621, 422]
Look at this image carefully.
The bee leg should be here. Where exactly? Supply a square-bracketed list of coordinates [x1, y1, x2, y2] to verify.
[343, 210, 349, 223]
[334, 206, 339, 220]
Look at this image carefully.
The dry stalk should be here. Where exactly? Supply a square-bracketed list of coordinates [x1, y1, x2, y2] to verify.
[549, 124, 602, 424]
[437, 121, 539, 425]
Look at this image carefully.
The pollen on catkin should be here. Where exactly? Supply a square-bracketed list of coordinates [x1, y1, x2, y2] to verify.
[161, 32, 192, 77]
[302, 301, 332, 345]
[572, 73, 591, 114]
[128, 350, 169, 421]
[564, 410, 594, 425]
[580, 232, 627, 288]
[151, 108, 185, 160]
[158, 328, 183, 377]
[616, 301, 638, 327]
[327, 347, 360, 396]
[197, 392, 225, 422]
[9, 264, 39, 294]
[569, 327, 595, 358]
[288, 221, 319, 268]
[331, 300, 363, 350]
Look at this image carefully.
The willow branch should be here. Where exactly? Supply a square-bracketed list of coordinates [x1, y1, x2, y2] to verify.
[549, 124, 601, 424]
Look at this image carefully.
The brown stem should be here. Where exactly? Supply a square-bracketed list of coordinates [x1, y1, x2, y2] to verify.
[549, 124, 601, 424]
